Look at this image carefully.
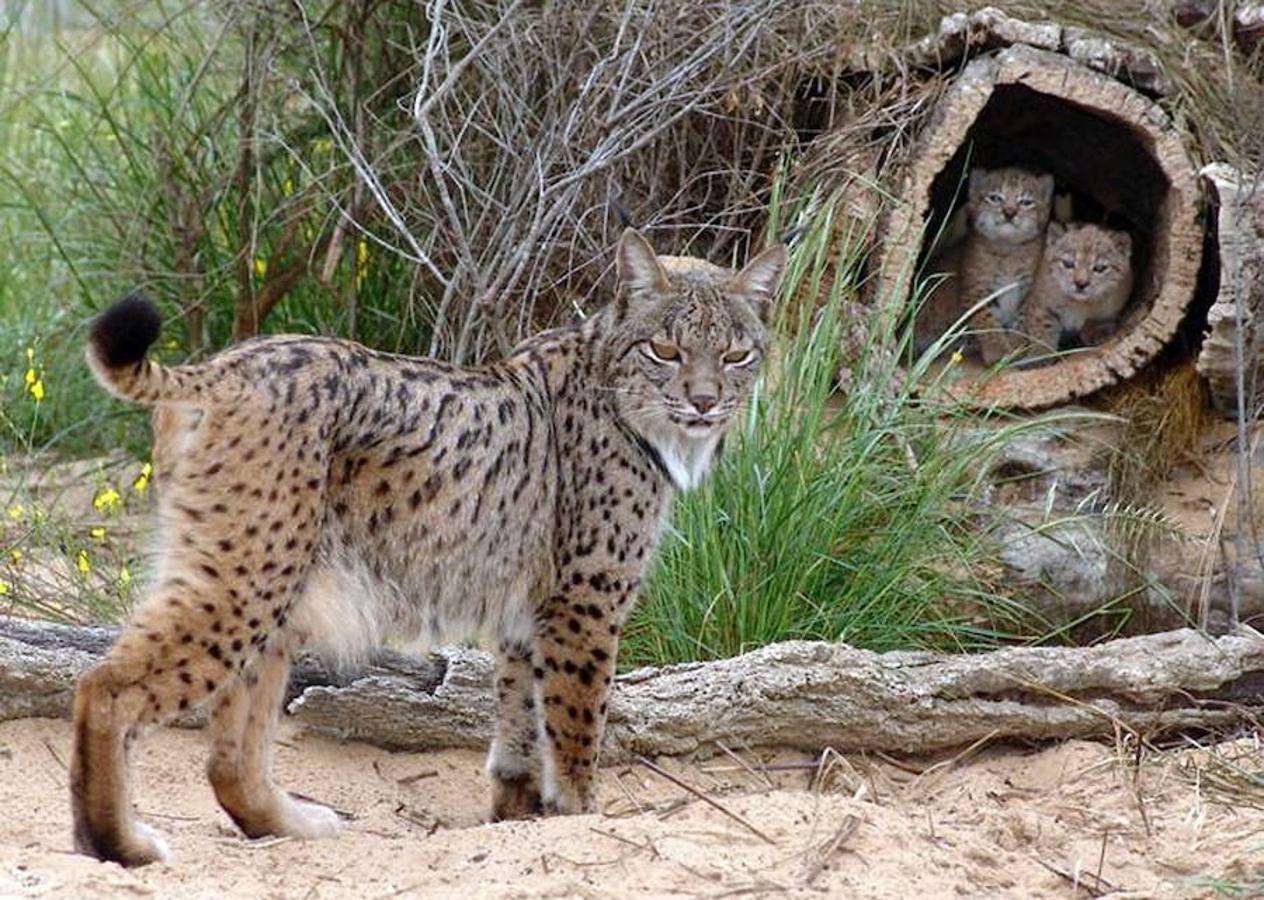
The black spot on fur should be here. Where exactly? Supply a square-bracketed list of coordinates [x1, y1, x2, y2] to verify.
[90, 295, 162, 368]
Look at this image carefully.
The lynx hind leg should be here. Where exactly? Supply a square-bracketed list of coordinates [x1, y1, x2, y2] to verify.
[207, 639, 342, 840]
[71, 578, 255, 867]
[487, 640, 543, 821]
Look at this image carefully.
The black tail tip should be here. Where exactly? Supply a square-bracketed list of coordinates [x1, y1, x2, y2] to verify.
[90, 295, 161, 368]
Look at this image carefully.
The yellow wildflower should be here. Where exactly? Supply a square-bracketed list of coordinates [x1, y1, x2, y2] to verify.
[29, 380, 44, 402]
[6, 504, 22, 521]
[313, 138, 332, 155]
[76, 550, 91, 575]
[0, 581, 8, 596]
[93, 487, 122, 514]
[950, 350, 965, 366]
[25, 347, 33, 363]
[254, 258, 267, 279]
[91, 526, 107, 542]
[119, 566, 132, 586]
[10, 548, 22, 564]
[283, 177, 294, 196]
[132, 462, 153, 495]
[24, 367, 36, 386]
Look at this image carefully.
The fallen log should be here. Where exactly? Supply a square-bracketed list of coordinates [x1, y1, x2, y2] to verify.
[0, 616, 445, 723]
[2, 616, 1260, 759]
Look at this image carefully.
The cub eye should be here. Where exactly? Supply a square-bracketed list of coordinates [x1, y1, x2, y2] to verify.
[722, 348, 754, 366]
[1060, 258, 1075, 268]
[1018, 198, 1035, 208]
[645, 340, 681, 363]
[1092, 263, 1109, 273]
[986, 192, 1003, 204]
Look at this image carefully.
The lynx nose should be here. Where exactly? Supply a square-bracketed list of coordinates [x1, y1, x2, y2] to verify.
[690, 392, 718, 414]
[1074, 276, 1090, 290]
[1002, 206, 1017, 221]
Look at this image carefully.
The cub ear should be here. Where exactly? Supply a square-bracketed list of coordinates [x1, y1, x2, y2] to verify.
[1113, 230, 1133, 256]
[1036, 173, 1055, 201]
[1045, 221, 1067, 243]
[726, 244, 788, 324]
[968, 168, 987, 195]
[616, 228, 668, 298]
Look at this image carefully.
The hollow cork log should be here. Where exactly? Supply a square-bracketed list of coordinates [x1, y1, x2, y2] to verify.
[877, 44, 1203, 409]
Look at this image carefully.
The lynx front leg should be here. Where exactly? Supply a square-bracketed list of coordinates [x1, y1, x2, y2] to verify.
[487, 640, 543, 821]
[534, 599, 618, 815]
[973, 303, 1024, 365]
[1019, 306, 1062, 361]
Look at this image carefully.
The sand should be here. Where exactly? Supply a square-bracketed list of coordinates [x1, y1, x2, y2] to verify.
[0, 717, 1259, 898]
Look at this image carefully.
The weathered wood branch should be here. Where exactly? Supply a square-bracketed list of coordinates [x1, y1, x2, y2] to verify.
[2, 617, 1261, 759]
[1197, 163, 1264, 417]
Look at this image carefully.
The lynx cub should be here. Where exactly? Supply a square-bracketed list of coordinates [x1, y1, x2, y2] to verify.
[70, 228, 786, 867]
[915, 166, 1054, 364]
[1020, 222, 1133, 358]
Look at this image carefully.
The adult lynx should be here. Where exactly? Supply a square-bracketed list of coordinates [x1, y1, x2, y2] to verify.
[70, 229, 786, 867]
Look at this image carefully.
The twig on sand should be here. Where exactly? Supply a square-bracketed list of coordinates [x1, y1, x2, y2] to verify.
[240, 835, 294, 851]
[799, 815, 861, 885]
[716, 741, 775, 790]
[1037, 858, 1119, 898]
[607, 769, 647, 817]
[589, 826, 658, 858]
[636, 755, 777, 845]
[42, 737, 67, 772]
[907, 730, 999, 798]
[397, 769, 440, 785]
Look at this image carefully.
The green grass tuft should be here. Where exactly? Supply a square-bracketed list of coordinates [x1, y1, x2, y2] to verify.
[625, 194, 1063, 666]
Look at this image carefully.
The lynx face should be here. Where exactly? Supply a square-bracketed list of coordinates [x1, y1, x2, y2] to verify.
[608, 233, 783, 444]
[967, 167, 1055, 244]
[1043, 222, 1133, 306]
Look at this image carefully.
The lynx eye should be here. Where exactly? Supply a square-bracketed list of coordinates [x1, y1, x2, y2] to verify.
[1059, 258, 1075, 269]
[1018, 197, 1035, 208]
[986, 192, 1003, 204]
[1092, 262, 1109, 273]
[644, 340, 681, 363]
[722, 348, 755, 367]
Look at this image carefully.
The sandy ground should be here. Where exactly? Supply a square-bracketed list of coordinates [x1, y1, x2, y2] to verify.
[0, 719, 1260, 899]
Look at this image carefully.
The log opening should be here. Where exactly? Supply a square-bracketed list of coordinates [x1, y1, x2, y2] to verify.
[879, 44, 1203, 408]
